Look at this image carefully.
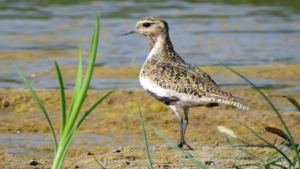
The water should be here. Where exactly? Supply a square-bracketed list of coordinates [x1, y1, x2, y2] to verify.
[0, 0, 299, 158]
[0, 0, 300, 90]
[0, 132, 138, 157]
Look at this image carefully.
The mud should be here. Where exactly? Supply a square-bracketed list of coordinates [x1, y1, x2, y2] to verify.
[0, 84, 299, 168]
[1, 60, 300, 168]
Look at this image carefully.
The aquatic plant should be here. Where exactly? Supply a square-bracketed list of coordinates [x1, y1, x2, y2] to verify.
[14, 11, 114, 169]
[220, 62, 300, 168]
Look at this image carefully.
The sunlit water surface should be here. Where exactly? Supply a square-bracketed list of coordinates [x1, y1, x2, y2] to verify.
[0, 0, 299, 90]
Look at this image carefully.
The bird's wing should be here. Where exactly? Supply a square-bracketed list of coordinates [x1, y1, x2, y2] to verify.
[147, 62, 218, 97]
[148, 62, 252, 102]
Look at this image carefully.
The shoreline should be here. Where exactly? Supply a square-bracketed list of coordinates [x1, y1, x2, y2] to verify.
[0, 86, 299, 167]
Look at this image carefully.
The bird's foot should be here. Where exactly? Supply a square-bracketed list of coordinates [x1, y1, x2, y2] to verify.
[178, 140, 194, 150]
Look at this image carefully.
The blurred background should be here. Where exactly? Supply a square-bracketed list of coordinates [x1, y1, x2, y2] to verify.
[0, 1, 300, 161]
[0, 0, 299, 89]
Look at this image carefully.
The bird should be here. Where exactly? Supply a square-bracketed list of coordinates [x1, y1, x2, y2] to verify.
[122, 17, 251, 150]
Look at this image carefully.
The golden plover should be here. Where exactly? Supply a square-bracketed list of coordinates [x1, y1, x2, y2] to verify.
[122, 17, 251, 150]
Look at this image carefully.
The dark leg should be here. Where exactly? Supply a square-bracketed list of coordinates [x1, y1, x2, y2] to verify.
[182, 107, 189, 137]
[182, 107, 193, 150]
[169, 105, 193, 150]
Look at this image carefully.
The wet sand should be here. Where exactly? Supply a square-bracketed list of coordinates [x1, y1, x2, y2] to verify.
[0, 62, 300, 168]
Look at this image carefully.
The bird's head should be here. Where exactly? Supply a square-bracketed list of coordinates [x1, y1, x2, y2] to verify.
[122, 17, 169, 38]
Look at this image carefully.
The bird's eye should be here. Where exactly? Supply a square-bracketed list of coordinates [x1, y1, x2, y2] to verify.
[143, 22, 151, 27]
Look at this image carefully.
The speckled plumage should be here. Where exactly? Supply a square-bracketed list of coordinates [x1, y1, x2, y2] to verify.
[123, 16, 251, 149]
[138, 17, 249, 109]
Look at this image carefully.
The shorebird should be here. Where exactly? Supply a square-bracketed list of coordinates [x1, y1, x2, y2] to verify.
[122, 17, 250, 150]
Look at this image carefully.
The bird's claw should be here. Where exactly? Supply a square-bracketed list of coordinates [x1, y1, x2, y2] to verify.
[178, 140, 194, 150]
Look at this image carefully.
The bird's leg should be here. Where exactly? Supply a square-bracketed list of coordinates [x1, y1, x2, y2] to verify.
[169, 105, 193, 150]
[182, 107, 189, 136]
[182, 107, 193, 150]
[177, 115, 184, 148]
[169, 105, 184, 147]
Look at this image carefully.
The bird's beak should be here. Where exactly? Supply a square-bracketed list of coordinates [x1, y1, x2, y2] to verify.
[121, 29, 136, 36]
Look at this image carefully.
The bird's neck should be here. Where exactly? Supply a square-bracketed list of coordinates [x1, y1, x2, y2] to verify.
[147, 34, 172, 50]
[146, 34, 184, 63]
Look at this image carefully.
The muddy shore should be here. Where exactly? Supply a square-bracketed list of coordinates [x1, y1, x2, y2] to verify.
[0, 62, 300, 168]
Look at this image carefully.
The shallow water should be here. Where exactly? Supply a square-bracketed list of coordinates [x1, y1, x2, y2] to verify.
[0, 0, 300, 89]
[0, 132, 147, 157]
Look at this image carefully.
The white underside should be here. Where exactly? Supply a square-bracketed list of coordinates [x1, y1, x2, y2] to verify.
[140, 75, 225, 107]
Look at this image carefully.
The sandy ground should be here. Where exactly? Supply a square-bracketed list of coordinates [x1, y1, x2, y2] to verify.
[1, 143, 292, 168]
[0, 62, 300, 168]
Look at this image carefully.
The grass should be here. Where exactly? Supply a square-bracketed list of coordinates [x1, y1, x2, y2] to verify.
[137, 104, 153, 169]
[14, 11, 114, 169]
[219, 62, 300, 168]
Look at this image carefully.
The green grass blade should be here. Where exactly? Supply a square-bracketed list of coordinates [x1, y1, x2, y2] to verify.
[54, 61, 67, 137]
[75, 91, 114, 128]
[237, 121, 292, 164]
[56, 127, 77, 169]
[127, 106, 208, 169]
[239, 148, 265, 164]
[266, 151, 280, 162]
[53, 91, 113, 168]
[137, 104, 153, 169]
[220, 62, 300, 164]
[237, 138, 251, 146]
[69, 41, 83, 115]
[226, 137, 237, 146]
[61, 11, 100, 144]
[283, 96, 300, 112]
[265, 159, 287, 169]
[90, 9, 100, 62]
[14, 61, 58, 154]
[54, 90, 114, 168]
